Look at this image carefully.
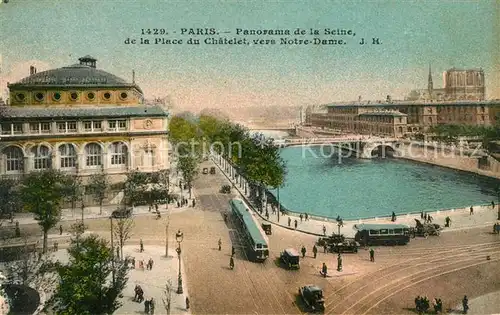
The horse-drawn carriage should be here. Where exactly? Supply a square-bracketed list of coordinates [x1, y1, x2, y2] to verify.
[410, 219, 442, 238]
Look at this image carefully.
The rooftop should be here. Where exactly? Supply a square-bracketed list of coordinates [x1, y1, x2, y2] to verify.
[353, 223, 410, 230]
[8, 56, 142, 93]
[325, 100, 499, 108]
[0, 105, 168, 119]
[359, 111, 407, 117]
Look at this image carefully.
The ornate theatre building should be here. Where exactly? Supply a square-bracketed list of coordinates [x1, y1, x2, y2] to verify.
[0, 56, 169, 183]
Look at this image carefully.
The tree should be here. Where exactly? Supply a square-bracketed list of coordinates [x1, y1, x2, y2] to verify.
[162, 279, 174, 315]
[87, 169, 109, 215]
[46, 234, 129, 315]
[0, 178, 22, 226]
[63, 175, 83, 217]
[112, 216, 134, 260]
[69, 221, 87, 248]
[21, 170, 72, 254]
[178, 156, 199, 199]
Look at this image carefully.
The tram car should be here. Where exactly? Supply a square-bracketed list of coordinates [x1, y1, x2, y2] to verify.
[230, 199, 270, 262]
[354, 223, 411, 246]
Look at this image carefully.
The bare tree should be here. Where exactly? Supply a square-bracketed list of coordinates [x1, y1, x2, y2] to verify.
[112, 216, 134, 260]
[162, 279, 174, 315]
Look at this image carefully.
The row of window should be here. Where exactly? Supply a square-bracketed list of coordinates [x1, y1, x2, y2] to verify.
[16, 91, 129, 103]
[0, 120, 128, 135]
[2, 143, 128, 172]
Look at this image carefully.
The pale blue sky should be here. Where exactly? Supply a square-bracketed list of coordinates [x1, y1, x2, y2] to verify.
[0, 0, 498, 110]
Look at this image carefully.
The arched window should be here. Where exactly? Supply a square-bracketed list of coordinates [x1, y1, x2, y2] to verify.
[31, 145, 51, 170]
[3, 146, 24, 172]
[109, 142, 127, 165]
[59, 144, 76, 168]
[85, 143, 102, 167]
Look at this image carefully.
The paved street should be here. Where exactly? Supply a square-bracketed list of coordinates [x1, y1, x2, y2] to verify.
[2, 158, 500, 314]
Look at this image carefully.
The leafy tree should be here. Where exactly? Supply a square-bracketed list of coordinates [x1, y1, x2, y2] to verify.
[112, 216, 134, 260]
[46, 234, 129, 315]
[21, 170, 72, 253]
[178, 156, 199, 199]
[69, 221, 87, 248]
[87, 169, 109, 215]
[63, 175, 83, 216]
[124, 170, 149, 206]
[0, 178, 22, 226]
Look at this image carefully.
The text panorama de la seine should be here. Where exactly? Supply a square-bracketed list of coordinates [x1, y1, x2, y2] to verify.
[125, 27, 381, 46]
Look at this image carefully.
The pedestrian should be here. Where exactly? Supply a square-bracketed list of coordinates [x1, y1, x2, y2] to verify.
[305, 213, 309, 221]
[294, 219, 298, 229]
[312, 245, 318, 258]
[140, 239, 144, 252]
[323, 244, 328, 253]
[139, 260, 144, 270]
[229, 256, 234, 269]
[59, 225, 63, 235]
[134, 285, 140, 301]
[445, 216, 451, 228]
[321, 262, 328, 277]
[369, 248, 375, 262]
[470, 206, 473, 215]
[231, 246, 235, 257]
[218, 238, 222, 251]
[492, 201, 495, 209]
[177, 201, 180, 207]
[288, 217, 291, 227]
[144, 298, 150, 313]
[428, 215, 433, 223]
[54, 241, 58, 252]
[131, 257, 136, 269]
[323, 225, 326, 236]
[150, 298, 155, 314]
[116, 247, 120, 258]
[301, 246, 306, 258]
[420, 211, 424, 219]
[185, 297, 190, 310]
[462, 295, 469, 314]
[300, 213, 303, 222]
[149, 258, 154, 270]
[424, 213, 428, 221]
[337, 253, 342, 271]
[391, 211, 396, 222]
[265, 211, 269, 220]
[192, 199, 196, 207]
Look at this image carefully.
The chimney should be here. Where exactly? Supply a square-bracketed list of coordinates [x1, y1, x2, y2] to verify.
[132, 70, 135, 83]
[30, 66, 35, 75]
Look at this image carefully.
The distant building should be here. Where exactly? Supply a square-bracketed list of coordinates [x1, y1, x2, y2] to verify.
[1, 55, 169, 184]
[406, 66, 485, 101]
[306, 100, 499, 137]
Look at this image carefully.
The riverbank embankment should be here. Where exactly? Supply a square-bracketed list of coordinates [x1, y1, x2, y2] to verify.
[397, 143, 500, 180]
[210, 151, 500, 238]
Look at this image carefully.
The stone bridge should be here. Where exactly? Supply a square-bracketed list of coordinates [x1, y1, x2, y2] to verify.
[274, 137, 401, 159]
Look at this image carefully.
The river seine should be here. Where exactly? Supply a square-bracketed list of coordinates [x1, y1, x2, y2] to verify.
[270, 145, 500, 220]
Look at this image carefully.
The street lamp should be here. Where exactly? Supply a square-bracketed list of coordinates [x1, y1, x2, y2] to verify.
[175, 229, 184, 294]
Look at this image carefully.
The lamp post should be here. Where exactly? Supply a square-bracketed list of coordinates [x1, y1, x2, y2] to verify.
[175, 229, 184, 294]
[337, 217, 343, 235]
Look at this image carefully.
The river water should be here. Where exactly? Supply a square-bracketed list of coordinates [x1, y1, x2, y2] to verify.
[270, 145, 500, 220]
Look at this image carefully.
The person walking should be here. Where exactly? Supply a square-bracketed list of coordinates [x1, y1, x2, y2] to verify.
[144, 298, 150, 313]
[323, 225, 327, 236]
[462, 295, 469, 314]
[231, 246, 235, 257]
[492, 201, 495, 209]
[369, 248, 375, 262]
[192, 199, 196, 207]
[312, 245, 318, 258]
[148, 258, 154, 270]
[140, 239, 144, 253]
[288, 217, 291, 227]
[301, 246, 306, 258]
[337, 253, 343, 271]
[229, 256, 234, 270]
[218, 238, 222, 251]
[59, 225, 63, 235]
[445, 216, 451, 227]
[150, 298, 155, 314]
[294, 219, 298, 229]
[321, 262, 328, 278]
[305, 213, 309, 221]
[470, 206, 474, 215]
[300, 213, 303, 222]
[185, 297, 190, 310]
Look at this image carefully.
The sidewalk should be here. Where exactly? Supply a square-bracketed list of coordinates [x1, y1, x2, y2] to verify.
[211, 153, 500, 238]
[449, 291, 500, 314]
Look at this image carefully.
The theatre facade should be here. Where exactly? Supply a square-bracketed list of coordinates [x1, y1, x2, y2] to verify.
[0, 56, 169, 184]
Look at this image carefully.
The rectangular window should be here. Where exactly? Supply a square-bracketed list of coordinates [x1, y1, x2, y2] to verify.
[118, 120, 127, 130]
[388, 229, 394, 235]
[369, 230, 379, 235]
[83, 121, 92, 131]
[394, 228, 403, 234]
[12, 124, 23, 134]
[57, 122, 66, 132]
[30, 123, 39, 133]
[93, 121, 102, 131]
[1, 123, 11, 135]
[67, 121, 77, 132]
[380, 229, 388, 235]
[108, 120, 117, 130]
[41, 122, 51, 133]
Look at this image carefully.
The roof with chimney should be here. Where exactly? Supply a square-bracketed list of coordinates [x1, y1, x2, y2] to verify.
[8, 56, 142, 94]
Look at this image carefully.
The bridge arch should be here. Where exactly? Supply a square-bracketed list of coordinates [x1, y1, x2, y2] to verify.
[369, 144, 396, 158]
